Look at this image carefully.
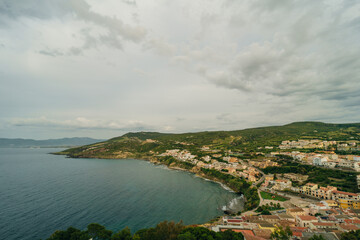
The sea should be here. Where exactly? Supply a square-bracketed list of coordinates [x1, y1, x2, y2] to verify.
[0, 148, 242, 240]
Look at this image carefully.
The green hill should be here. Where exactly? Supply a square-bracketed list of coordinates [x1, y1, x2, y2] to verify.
[59, 121, 360, 159]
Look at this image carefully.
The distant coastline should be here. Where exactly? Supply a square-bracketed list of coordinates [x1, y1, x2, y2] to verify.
[0, 137, 104, 148]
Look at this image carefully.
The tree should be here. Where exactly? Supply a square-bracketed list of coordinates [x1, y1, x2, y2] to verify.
[309, 235, 326, 240]
[112, 227, 133, 240]
[261, 209, 271, 215]
[47, 227, 90, 240]
[87, 223, 113, 240]
[135, 221, 184, 240]
[221, 229, 244, 240]
[340, 230, 360, 240]
[176, 232, 196, 240]
[271, 226, 292, 240]
[177, 227, 217, 240]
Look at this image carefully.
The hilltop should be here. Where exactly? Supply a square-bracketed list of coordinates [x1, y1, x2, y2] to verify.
[59, 121, 360, 158]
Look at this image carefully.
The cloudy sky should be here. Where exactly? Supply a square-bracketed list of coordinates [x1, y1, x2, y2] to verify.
[0, 0, 359, 139]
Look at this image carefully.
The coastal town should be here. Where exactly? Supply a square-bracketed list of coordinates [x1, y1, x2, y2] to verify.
[208, 178, 360, 240]
[156, 139, 360, 239]
[58, 121, 360, 240]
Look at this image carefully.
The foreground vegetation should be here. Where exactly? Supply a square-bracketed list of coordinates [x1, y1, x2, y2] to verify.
[46, 220, 360, 240]
[46, 221, 244, 240]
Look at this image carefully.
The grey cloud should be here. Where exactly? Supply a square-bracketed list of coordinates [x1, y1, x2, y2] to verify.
[0, 0, 146, 51]
[0, 1, 57, 20]
[68, 47, 83, 56]
[122, 0, 137, 6]
[143, 38, 176, 56]
[176, 117, 186, 122]
[38, 49, 64, 57]
[39, 47, 83, 57]
[216, 113, 235, 123]
[196, 1, 360, 111]
[1, 0, 359, 139]
[62, 1, 146, 43]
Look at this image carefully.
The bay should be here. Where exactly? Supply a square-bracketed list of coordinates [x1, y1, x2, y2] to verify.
[0, 148, 239, 240]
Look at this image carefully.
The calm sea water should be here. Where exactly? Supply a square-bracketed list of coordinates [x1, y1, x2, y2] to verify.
[0, 148, 239, 240]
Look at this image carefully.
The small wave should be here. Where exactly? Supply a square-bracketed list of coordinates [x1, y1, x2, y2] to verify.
[155, 165, 171, 170]
[225, 196, 244, 212]
[219, 183, 234, 192]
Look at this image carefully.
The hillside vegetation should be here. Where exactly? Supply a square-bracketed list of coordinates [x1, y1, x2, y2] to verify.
[60, 121, 360, 158]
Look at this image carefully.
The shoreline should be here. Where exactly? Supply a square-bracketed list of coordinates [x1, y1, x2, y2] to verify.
[54, 152, 256, 218]
[151, 161, 237, 193]
[149, 162, 244, 215]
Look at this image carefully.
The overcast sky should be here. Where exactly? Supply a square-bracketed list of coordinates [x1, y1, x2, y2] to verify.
[0, 0, 359, 139]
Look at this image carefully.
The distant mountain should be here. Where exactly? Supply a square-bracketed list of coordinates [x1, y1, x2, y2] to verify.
[0, 137, 104, 148]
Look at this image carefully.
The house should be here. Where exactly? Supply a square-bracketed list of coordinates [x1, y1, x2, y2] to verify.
[270, 179, 292, 191]
[223, 218, 243, 225]
[296, 215, 318, 228]
[324, 200, 338, 208]
[252, 229, 272, 239]
[301, 232, 339, 240]
[260, 215, 280, 224]
[287, 208, 306, 218]
[242, 233, 266, 240]
[313, 186, 337, 200]
[301, 183, 318, 195]
[309, 222, 337, 230]
[338, 223, 359, 232]
[258, 222, 276, 232]
[332, 190, 360, 201]
[277, 213, 295, 222]
[290, 227, 309, 238]
[338, 199, 360, 210]
[313, 157, 327, 166]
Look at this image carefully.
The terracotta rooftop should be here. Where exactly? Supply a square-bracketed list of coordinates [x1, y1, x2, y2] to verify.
[298, 215, 318, 221]
[261, 215, 280, 220]
[227, 219, 243, 223]
[333, 190, 358, 196]
[290, 226, 309, 233]
[258, 223, 274, 228]
[220, 229, 254, 235]
[242, 233, 266, 240]
[277, 220, 295, 227]
[339, 224, 359, 231]
[288, 208, 304, 212]
[277, 213, 294, 219]
[344, 219, 360, 224]
[253, 229, 272, 239]
[292, 232, 303, 237]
